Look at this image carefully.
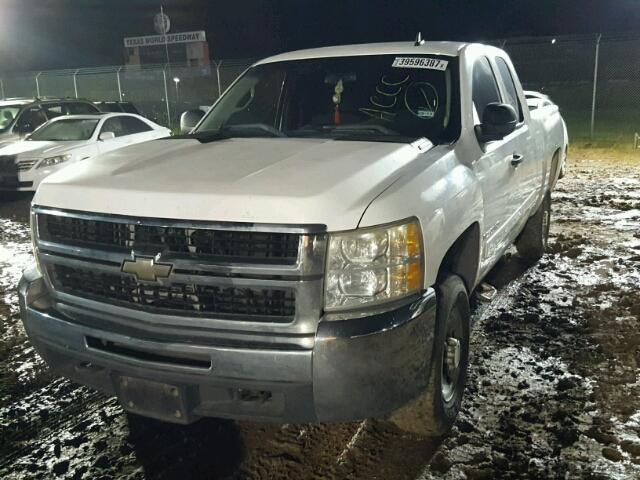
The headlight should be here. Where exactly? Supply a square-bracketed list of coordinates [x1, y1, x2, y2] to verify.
[37, 154, 71, 169]
[324, 218, 423, 312]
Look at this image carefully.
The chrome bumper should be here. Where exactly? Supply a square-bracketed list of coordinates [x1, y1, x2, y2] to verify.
[19, 265, 437, 424]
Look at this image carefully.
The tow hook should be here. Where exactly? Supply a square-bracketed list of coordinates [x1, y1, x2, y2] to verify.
[446, 337, 461, 371]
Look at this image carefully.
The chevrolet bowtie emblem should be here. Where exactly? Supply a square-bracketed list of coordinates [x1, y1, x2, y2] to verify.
[121, 256, 173, 282]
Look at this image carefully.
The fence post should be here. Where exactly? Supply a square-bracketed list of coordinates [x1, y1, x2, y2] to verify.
[0, 78, 4, 100]
[590, 34, 602, 139]
[73, 69, 79, 98]
[162, 65, 171, 128]
[35, 71, 42, 98]
[216, 60, 222, 98]
[116, 66, 123, 101]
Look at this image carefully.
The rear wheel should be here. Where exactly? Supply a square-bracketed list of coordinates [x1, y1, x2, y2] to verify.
[389, 274, 470, 436]
[515, 191, 551, 263]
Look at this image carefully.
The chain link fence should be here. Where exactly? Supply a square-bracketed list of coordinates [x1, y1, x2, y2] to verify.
[498, 33, 640, 143]
[0, 60, 253, 129]
[1, 34, 639, 143]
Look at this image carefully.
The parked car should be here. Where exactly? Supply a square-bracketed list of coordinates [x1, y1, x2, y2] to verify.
[0, 97, 100, 147]
[19, 41, 568, 436]
[0, 113, 170, 191]
[94, 101, 141, 115]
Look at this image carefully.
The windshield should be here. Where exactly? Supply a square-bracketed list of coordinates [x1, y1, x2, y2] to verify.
[195, 54, 460, 143]
[28, 118, 99, 141]
[0, 106, 21, 133]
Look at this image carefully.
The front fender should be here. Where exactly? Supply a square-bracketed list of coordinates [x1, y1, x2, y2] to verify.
[358, 147, 483, 288]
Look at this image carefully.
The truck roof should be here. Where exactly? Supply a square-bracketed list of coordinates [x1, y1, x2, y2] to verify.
[257, 41, 468, 65]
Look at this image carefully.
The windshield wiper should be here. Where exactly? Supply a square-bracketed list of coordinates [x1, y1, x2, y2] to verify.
[167, 130, 233, 144]
[169, 124, 286, 143]
[219, 124, 286, 138]
[288, 124, 421, 143]
[290, 124, 401, 136]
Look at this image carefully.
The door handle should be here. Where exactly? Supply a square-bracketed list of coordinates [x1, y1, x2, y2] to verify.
[511, 154, 525, 167]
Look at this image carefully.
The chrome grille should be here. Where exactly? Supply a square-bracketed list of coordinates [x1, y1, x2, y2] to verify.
[48, 264, 296, 321]
[34, 206, 326, 337]
[38, 213, 301, 265]
[17, 159, 38, 171]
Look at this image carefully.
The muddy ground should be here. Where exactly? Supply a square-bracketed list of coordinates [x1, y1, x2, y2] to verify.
[0, 151, 639, 479]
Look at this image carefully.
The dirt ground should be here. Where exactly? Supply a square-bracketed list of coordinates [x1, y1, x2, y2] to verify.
[0, 149, 639, 479]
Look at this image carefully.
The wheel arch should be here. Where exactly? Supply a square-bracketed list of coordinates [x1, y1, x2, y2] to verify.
[435, 222, 481, 294]
[549, 147, 563, 190]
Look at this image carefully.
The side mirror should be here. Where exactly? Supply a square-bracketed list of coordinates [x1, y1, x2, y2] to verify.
[476, 103, 518, 143]
[99, 131, 116, 141]
[180, 109, 205, 134]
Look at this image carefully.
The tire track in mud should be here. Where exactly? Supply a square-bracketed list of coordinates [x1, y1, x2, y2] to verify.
[0, 215, 45, 409]
[0, 382, 106, 468]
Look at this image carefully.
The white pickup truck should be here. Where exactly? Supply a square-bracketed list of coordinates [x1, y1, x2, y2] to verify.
[19, 41, 567, 435]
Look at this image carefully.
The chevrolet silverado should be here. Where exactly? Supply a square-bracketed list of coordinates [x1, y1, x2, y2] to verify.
[19, 40, 568, 435]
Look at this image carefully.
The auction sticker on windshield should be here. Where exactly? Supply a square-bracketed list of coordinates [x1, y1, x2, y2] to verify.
[392, 57, 448, 70]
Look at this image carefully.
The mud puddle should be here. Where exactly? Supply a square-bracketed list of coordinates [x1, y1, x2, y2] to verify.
[1, 158, 639, 479]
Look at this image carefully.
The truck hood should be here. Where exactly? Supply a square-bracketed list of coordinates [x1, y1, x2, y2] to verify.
[0, 140, 88, 158]
[35, 137, 434, 230]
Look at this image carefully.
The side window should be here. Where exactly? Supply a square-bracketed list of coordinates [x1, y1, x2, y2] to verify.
[495, 58, 524, 122]
[15, 107, 47, 133]
[120, 116, 152, 134]
[472, 57, 501, 125]
[102, 103, 121, 112]
[68, 102, 99, 114]
[121, 103, 140, 114]
[42, 103, 66, 119]
[101, 117, 126, 137]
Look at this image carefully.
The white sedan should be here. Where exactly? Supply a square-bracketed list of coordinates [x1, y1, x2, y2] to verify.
[0, 113, 171, 191]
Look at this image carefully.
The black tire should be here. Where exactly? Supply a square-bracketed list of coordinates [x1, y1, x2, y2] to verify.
[550, 152, 560, 189]
[558, 148, 567, 180]
[515, 192, 551, 263]
[388, 274, 470, 436]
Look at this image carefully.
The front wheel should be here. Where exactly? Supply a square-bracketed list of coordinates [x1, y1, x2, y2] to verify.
[388, 274, 470, 436]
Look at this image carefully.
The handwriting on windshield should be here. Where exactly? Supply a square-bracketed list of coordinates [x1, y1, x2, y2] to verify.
[359, 74, 410, 122]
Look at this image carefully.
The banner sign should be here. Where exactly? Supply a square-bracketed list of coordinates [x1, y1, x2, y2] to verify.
[124, 30, 206, 48]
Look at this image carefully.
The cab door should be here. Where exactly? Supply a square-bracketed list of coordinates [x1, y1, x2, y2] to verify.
[492, 56, 540, 223]
[472, 56, 523, 264]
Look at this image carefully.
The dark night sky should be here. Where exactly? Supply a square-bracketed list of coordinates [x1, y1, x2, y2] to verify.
[1, 0, 639, 73]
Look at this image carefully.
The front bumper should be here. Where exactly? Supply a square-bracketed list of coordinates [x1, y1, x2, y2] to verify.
[19, 265, 437, 424]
